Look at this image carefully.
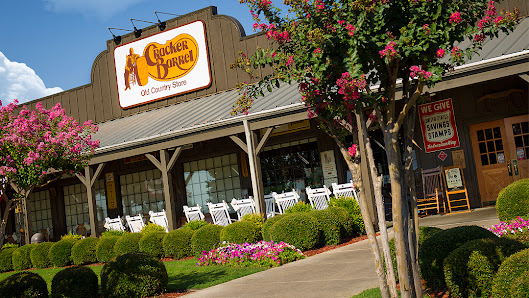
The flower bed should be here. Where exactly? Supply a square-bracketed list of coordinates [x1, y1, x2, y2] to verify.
[487, 216, 529, 236]
[197, 241, 305, 267]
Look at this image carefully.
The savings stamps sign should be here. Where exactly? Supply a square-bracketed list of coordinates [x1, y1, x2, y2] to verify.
[418, 98, 460, 153]
[114, 21, 211, 109]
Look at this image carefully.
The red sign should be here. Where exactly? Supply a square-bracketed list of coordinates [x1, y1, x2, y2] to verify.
[418, 98, 460, 153]
[438, 151, 448, 161]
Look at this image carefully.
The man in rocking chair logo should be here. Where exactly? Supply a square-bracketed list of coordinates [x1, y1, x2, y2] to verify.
[124, 48, 142, 90]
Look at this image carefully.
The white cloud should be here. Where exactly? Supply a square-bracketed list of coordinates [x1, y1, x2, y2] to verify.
[43, 0, 146, 19]
[0, 51, 63, 105]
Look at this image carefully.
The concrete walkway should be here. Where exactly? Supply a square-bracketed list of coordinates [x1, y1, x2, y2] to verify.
[185, 207, 500, 298]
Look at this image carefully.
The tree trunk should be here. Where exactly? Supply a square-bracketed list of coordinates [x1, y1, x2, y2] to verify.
[0, 197, 13, 249]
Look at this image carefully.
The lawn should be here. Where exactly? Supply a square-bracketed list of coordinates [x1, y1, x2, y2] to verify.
[0, 258, 266, 294]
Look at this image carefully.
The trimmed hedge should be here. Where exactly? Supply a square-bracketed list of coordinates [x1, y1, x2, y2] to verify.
[100, 252, 168, 298]
[163, 228, 194, 259]
[496, 179, 529, 221]
[269, 213, 321, 251]
[30, 242, 54, 269]
[0, 271, 48, 298]
[139, 231, 166, 258]
[329, 196, 364, 234]
[191, 224, 223, 257]
[419, 225, 496, 289]
[492, 248, 529, 298]
[182, 220, 209, 231]
[142, 223, 166, 234]
[12, 244, 36, 271]
[0, 247, 17, 272]
[51, 266, 99, 298]
[220, 221, 261, 244]
[328, 206, 355, 238]
[263, 214, 286, 241]
[444, 237, 525, 298]
[241, 213, 264, 239]
[49, 239, 78, 267]
[71, 237, 100, 265]
[308, 209, 341, 246]
[114, 232, 142, 256]
[285, 201, 312, 213]
[96, 236, 120, 263]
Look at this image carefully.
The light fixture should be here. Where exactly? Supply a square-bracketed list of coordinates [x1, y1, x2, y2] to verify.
[107, 27, 132, 45]
[130, 19, 143, 38]
[154, 11, 180, 31]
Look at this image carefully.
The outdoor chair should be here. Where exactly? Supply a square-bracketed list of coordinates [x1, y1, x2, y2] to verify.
[183, 204, 205, 222]
[230, 198, 256, 220]
[207, 201, 235, 226]
[306, 185, 332, 210]
[149, 210, 169, 232]
[104, 216, 126, 232]
[76, 224, 88, 237]
[264, 192, 278, 218]
[274, 190, 300, 214]
[125, 214, 146, 233]
[332, 181, 359, 202]
[418, 166, 446, 214]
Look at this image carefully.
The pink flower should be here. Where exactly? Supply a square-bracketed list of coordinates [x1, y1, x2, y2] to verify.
[449, 12, 462, 24]
[286, 55, 294, 66]
[436, 49, 446, 58]
[410, 66, 433, 80]
[423, 24, 430, 34]
[313, 48, 322, 54]
[451, 46, 462, 61]
[379, 41, 398, 61]
[348, 144, 357, 157]
[345, 24, 356, 36]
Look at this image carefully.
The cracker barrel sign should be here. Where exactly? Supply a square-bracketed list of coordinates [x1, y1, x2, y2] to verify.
[418, 98, 460, 153]
[114, 20, 211, 109]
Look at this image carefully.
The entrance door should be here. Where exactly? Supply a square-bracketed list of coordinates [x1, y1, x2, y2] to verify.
[470, 114, 529, 204]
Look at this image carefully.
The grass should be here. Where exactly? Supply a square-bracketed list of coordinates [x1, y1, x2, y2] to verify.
[0, 258, 266, 294]
[353, 288, 430, 298]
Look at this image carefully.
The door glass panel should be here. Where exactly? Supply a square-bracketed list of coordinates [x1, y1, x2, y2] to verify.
[515, 136, 524, 148]
[485, 128, 493, 140]
[477, 130, 485, 141]
[493, 127, 502, 139]
[522, 121, 529, 134]
[487, 141, 495, 152]
[512, 123, 522, 135]
[479, 142, 487, 154]
[495, 140, 503, 151]
[489, 153, 497, 164]
[524, 134, 529, 147]
[481, 154, 489, 166]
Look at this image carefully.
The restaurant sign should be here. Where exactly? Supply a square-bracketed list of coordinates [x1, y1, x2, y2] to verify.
[114, 20, 211, 109]
[418, 98, 460, 153]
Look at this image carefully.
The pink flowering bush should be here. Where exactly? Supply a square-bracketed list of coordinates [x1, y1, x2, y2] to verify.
[487, 216, 529, 246]
[197, 241, 305, 267]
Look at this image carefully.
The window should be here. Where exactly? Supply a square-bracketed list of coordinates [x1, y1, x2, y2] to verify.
[120, 169, 165, 216]
[184, 153, 241, 213]
[94, 179, 107, 221]
[28, 190, 53, 238]
[64, 184, 89, 234]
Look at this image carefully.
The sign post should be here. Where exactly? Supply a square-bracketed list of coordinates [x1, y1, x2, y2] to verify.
[418, 98, 460, 153]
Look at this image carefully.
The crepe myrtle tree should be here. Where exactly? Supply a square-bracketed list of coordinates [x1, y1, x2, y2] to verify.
[231, 0, 519, 297]
[0, 100, 99, 247]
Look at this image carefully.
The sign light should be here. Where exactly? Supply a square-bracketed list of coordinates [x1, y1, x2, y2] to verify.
[113, 20, 211, 109]
[418, 98, 460, 153]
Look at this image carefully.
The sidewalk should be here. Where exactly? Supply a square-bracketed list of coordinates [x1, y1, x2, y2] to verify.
[185, 207, 500, 298]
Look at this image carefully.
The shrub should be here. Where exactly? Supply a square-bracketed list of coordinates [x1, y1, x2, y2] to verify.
[0, 246, 17, 272]
[51, 266, 98, 298]
[139, 231, 166, 258]
[220, 221, 261, 244]
[60, 231, 83, 241]
[12, 244, 36, 271]
[49, 239, 78, 267]
[30, 242, 54, 269]
[96, 236, 120, 263]
[493, 248, 529, 298]
[182, 220, 208, 231]
[101, 230, 126, 238]
[496, 179, 529, 221]
[328, 206, 355, 237]
[100, 252, 168, 298]
[444, 237, 525, 298]
[269, 213, 320, 251]
[308, 209, 341, 246]
[191, 224, 223, 257]
[241, 213, 264, 239]
[142, 223, 167, 234]
[0, 271, 48, 298]
[419, 225, 496, 289]
[262, 214, 286, 241]
[285, 201, 312, 213]
[488, 216, 529, 247]
[71, 237, 99, 265]
[113, 233, 142, 256]
[329, 195, 364, 233]
[163, 228, 194, 259]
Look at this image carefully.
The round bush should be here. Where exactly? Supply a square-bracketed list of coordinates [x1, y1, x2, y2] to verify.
[328, 207, 355, 238]
[285, 201, 312, 213]
[114, 233, 142, 256]
[419, 225, 496, 289]
[496, 179, 529, 221]
[220, 221, 261, 244]
[12, 244, 36, 271]
[101, 230, 126, 238]
[0, 247, 17, 272]
[241, 213, 264, 239]
[329, 196, 364, 234]
[308, 210, 341, 246]
[492, 248, 529, 298]
[182, 220, 208, 231]
[269, 213, 321, 251]
[262, 214, 286, 241]
[142, 223, 167, 234]
[139, 231, 166, 258]
[96, 236, 120, 263]
[163, 229, 193, 259]
[0, 271, 48, 298]
[100, 252, 168, 298]
[51, 266, 98, 298]
[71, 237, 100, 265]
[191, 224, 223, 257]
[49, 239, 78, 267]
[444, 237, 525, 298]
[30, 242, 54, 269]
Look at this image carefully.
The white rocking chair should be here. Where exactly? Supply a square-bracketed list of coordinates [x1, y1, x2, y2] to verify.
[274, 190, 300, 214]
[125, 214, 145, 233]
[183, 204, 205, 222]
[332, 180, 359, 202]
[104, 216, 126, 232]
[264, 192, 278, 218]
[207, 201, 235, 227]
[306, 186, 332, 210]
[230, 198, 256, 220]
[149, 210, 169, 232]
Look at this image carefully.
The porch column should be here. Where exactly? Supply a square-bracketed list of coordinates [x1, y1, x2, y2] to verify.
[10, 184, 33, 244]
[76, 163, 105, 237]
[146, 147, 182, 231]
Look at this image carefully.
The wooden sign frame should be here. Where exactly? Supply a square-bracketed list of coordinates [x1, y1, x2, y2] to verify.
[442, 166, 471, 213]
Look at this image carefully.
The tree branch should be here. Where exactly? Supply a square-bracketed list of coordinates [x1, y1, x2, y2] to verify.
[395, 81, 423, 135]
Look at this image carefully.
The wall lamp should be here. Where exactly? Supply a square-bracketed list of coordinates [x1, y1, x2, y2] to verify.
[155, 11, 181, 31]
[107, 27, 132, 45]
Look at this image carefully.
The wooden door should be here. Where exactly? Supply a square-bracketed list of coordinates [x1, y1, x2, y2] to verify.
[504, 115, 529, 180]
[470, 120, 513, 204]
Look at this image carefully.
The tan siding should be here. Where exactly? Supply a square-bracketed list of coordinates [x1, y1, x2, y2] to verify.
[84, 85, 96, 122]
[209, 17, 228, 92]
[76, 88, 88, 123]
[106, 48, 122, 119]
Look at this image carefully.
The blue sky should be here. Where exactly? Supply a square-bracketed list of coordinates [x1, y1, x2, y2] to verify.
[0, 0, 285, 104]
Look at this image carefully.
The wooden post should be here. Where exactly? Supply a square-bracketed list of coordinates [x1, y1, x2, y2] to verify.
[243, 120, 261, 213]
[76, 163, 105, 237]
